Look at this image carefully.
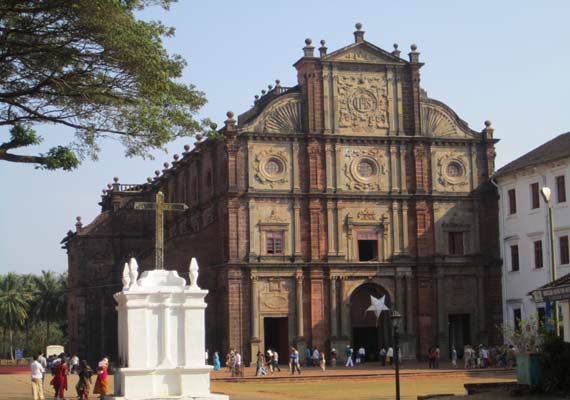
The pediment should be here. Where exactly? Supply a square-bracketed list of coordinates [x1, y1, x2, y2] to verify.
[325, 42, 406, 65]
[239, 93, 303, 134]
[420, 99, 480, 139]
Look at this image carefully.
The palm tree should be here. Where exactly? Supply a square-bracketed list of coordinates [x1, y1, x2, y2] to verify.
[0, 273, 29, 359]
[34, 271, 66, 347]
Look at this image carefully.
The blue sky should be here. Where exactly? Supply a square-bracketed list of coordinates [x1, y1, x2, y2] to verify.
[1, 0, 570, 274]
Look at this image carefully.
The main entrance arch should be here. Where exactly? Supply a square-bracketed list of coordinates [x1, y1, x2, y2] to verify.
[350, 283, 392, 361]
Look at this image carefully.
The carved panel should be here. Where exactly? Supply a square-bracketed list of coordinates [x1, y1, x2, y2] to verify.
[249, 145, 291, 190]
[336, 73, 389, 134]
[420, 103, 458, 137]
[264, 97, 302, 133]
[433, 149, 470, 192]
[339, 146, 388, 191]
[259, 279, 293, 313]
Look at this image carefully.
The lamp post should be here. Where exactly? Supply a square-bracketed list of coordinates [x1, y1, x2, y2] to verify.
[541, 186, 560, 337]
[390, 310, 403, 400]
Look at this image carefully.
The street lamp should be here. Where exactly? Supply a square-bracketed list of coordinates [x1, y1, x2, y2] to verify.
[541, 186, 560, 337]
[390, 310, 403, 400]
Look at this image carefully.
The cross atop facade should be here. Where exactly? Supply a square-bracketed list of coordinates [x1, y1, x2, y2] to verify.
[134, 191, 188, 270]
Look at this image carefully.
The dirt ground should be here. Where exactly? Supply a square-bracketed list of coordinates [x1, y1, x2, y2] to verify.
[1, 368, 518, 400]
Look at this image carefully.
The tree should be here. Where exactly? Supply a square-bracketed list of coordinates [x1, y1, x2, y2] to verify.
[0, 273, 29, 359]
[33, 271, 66, 347]
[0, 0, 210, 170]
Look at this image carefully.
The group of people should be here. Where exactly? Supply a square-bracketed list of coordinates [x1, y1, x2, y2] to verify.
[254, 348, 282, 376]
[427, 346, 441, 368]
[225, 349, 243, 377]
[30, 353, 110, 400]
[463, 344, 517, 369]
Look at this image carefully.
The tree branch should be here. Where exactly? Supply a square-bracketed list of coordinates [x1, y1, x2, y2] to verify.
[0, 150, 47, 166]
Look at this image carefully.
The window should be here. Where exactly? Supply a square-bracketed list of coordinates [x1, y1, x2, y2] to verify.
[534, 240, 543, 269]
[530, 182, 540, 209]
[357, 231, 378, 261]
[448, 232, 464, 255]
[511, 245, 519, 271]
[508, 189, 517, 214]
[556, 175, 567, 203]
[560, 236, 569, 265]
[266, 231, 284, 255]
[514, 308, 522, 332]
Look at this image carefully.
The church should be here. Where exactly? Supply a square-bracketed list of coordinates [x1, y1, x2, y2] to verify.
[65, 24, 502, 365]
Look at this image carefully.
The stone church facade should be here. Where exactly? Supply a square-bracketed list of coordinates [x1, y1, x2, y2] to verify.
[66, 25, 502, 365]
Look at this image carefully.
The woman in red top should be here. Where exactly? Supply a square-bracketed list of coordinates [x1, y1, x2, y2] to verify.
[93, 357, 109, 399]
[50, 356, 68, 399]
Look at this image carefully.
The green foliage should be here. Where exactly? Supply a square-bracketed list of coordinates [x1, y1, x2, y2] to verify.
[498, 314, 544, 352]
[0, 271, 67, 359]
[540, 334, 570, 395]
[0, 0, 209, 170]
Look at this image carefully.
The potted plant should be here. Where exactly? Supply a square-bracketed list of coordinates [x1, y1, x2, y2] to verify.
[499, 315, 544, 387]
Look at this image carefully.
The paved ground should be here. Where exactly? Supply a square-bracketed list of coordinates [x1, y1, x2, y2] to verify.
[1, 364, 519, 400]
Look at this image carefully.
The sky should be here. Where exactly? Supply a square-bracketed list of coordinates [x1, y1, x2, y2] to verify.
[1, 0, 570, 275]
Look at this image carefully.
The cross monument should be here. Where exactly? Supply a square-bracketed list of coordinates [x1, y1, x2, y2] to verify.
[134, 191, 188, 270]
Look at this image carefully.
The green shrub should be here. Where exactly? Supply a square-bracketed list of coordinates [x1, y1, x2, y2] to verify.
[540, 334, 570, 395]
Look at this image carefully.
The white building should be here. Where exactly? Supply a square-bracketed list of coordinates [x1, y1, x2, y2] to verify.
[494, 132, 570, 340]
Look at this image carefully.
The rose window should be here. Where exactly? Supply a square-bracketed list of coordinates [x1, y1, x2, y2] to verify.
[265, 158, 283, 175]
[357, 160, 376, 178]
[446, 162, 463, 178]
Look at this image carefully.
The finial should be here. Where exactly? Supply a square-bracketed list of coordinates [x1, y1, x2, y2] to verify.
[107, 183, 112, 189]
[392, 43, 401, 58]
[268, 84, 273, 90]
[173, 154, 179, 161]
[261, 89, 266, 96]
[154, 170, 160, 177]
[147, 177, 152, 183]
[303, 38, 315, 57]
[275, 79, 281, 87]
[319, 39, 328, 57]
[76, 216, 82, 223]
[254, 94, 259, 100]
[484, 120, 492, 127]
[163, 162, 170, 169]
[195, 133, 203, 143]
[409, 43, 420, 63]
[184, 144, 190, 152]
[113, 176, 119, 183]
[482, 120, 494, 139]
[75, 216, 82, 232]
[189, 257, 200, 289]
[128, 258, 139, 287]
[122, 263, 131, 290]
[102, 189, 106, 194]
[354, 23, 365, 43]
[225, 111, 236, 133]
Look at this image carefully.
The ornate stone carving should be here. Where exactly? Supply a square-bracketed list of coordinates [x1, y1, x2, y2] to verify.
[420, 103, 457, 137]
[356, 208, 377, 221]
[253, 149, 289, 188]
[336, 74, 389, 131]
[342, 147, 387, 191]
[435, 152, 469, 191]
[259, 279, 292, 312]
[263, 98, 302, 133]
[266, 209, 286, 223]
[261, 295, 288, 310]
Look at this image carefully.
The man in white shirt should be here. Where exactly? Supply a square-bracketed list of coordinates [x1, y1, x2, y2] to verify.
[31, 355, 45, 400]
[358, 347, 366, 363]
[234, 351, 242, 377]
[312, 348, 320, 367]
[37, 353, 47, 386]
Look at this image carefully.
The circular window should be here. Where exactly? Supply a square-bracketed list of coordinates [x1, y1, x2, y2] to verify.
[357, 159, 376, 178]
[264, 158, 284, 175]
[446, 162, 463, 178]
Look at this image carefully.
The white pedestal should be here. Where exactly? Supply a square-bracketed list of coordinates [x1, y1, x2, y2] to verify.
[113, 264, 228, 400]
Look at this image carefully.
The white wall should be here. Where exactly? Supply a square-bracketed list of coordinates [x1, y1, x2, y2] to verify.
[496, 158, 570, 333]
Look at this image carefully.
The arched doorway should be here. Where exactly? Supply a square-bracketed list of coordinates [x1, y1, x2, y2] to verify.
[350, 283, 392, 361]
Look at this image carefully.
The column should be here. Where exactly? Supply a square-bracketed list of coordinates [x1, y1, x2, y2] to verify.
[340, 277, 350, 337]
[392, 200, 402, 254]
[330, 277, 338, 337]
[251, 276, 259, 339]
[296, 273, 304, 338]
[436, 272, 448, 358]
[402, 200, 409, 254]
[405, 275, 414, 336]
[159, 304, 172, 367]
[294, 201, 302, 256]
[477, 274, 486, 333]
[391, 148, 399, 192]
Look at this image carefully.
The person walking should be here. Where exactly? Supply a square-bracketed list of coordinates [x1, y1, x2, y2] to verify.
[255, 351, 267, 376]
[93, 357, 109, 400]
[290, 347, 301, 375]
[305, 347, 311, 368]
[213, 351, 221, 371]
[330, 348, 337, 367]
[435, 346, 441, 368]
[37, 352, 47, 388]
[319, 352, 326, 371]
[272, 350, 281, 372]
[266, 349, 273, 373]
[427, 347, 434, 368]
[31, 355, 45, 400]
[312, 347, 320, 367]
[234, 351, 243, 377]
[50, 355, 68, 399]
[76, 360, 94, 400]
[358, 347, 366, 364]
[379, 347, 386, 366]
[70, 354, 79, 374]
[386, 346, 394, 366]
[451, 347, 458, 368]
[345, 346, 354, 367]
